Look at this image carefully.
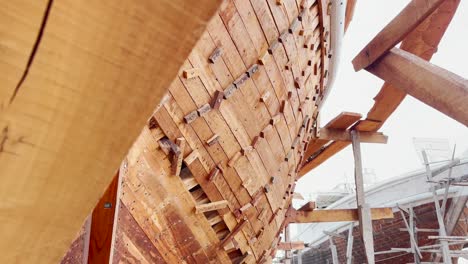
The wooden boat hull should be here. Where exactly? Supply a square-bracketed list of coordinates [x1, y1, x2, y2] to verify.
[63, 0, 333, 263]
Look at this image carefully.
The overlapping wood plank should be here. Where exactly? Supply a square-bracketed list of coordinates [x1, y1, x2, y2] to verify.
[0, 1, 221, 262]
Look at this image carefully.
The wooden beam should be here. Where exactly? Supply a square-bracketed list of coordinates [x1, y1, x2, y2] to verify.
[195, 200, 229, 214]
[366, 48, 468, 126]
[277, 242, 305, 251]
[0, 1, 222, 263]
[319, 128, 388, 144]
[352, 0, 445, 71]
[351, 130, 375, 264]
[290, 208, 394, 223]
[365, 0, 461, 127]
[344, 0, 357, 32]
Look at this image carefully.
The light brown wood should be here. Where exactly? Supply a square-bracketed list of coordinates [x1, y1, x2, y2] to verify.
[366, 0, 461, 127]
[319, 128, 388, 144]
[352, 0, 445, 71]
[291, 208, 394, 223]
[196, 200, 229, 214]
[366, 48, 468, 126]
[277, 241, 305, 250]
[0, 1, 222, 263]
[303, 112, 361, 162]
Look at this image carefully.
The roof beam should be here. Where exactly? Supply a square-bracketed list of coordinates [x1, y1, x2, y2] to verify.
[319, 128, 388, 144]
[366, 48, 468, 126]
[352, 0, 445, 71]
[289, 208, 394, 223]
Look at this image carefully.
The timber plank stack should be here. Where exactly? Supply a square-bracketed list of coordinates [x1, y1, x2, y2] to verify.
[109, 0, 331, 263]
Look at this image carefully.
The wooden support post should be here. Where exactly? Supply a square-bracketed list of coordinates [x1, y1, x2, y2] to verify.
[422, 151, 452, 264]
[366, 48, 468, 126]
[346, 223, 354, 264]
[319, 128, 388, 144]
[352, 0, 445, 71]
[351, 130, 375, 264]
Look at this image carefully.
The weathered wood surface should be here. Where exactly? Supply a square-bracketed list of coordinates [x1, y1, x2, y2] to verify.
[365, 0, 461, 126]
[106, 0, 333, 262]
[366, 48, 468, 126]
[0, 1, 222, 263]
[352, 0, 445, 71]
[291, 208, 394, 223]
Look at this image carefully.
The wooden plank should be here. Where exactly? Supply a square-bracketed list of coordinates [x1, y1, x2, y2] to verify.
[277, 241, 305, 250]
[88, 173, 119, 264]
[352, 0, 445, 71]
[0, 1, 221, 263]
[319, 128, 388, 144]
[291, 208, 394, 223]
[365, 0, 461, 127]
[220, 218, 249, 249]
[303, 112, 361, 159]
[196, 200, 229, 214]
[366, 48, 468, 126]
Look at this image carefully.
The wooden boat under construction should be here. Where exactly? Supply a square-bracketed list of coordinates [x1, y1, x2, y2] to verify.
[1, 0, 467, 263]
[64, 0, 341, 263]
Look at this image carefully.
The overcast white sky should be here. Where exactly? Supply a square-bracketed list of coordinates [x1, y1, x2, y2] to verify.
[296, 0, 468, 198]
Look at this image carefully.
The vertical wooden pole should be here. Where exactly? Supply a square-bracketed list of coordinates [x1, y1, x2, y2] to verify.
[351, 130, 375, 264]
[87, 171, 120, 264]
